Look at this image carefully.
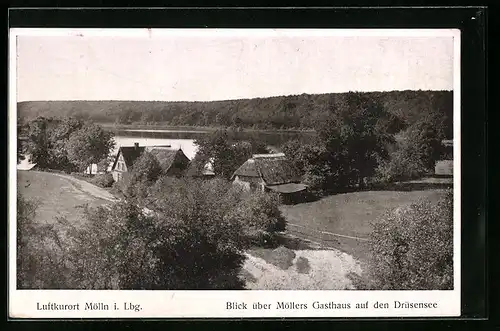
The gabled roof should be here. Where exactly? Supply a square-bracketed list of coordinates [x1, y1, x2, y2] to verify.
[231, 153, 302, 186]
[113, 146, 145, 169]
[112, 144, 176, 171]
[146, 147, 189, 173]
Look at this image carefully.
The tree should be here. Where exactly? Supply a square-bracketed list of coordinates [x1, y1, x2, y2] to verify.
[376, 116, 444, 182]
[97, 155, 114, 174]
[17, 117, 27, 163]
[368, 190, 453, 290]
[119, 151, 162, 200]
[49, 117, 85, 172]
[66, 122, 115, 175]
[319, 92, 394, 189]
[284, 92, 394, 194]
[24, 117, 53, 169]
[194, 130, 268, 180]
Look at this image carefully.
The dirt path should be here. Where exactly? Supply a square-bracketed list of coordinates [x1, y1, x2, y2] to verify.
[242, 250, 362, 290]
[47, 172, 120, 202]
[25, 170, 120, 203]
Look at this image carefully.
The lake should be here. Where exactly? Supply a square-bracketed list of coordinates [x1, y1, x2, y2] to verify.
[110, 128, 316, 160]
[18, 127, 316, 174]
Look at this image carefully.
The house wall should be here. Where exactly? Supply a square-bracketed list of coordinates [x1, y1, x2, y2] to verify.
[112, 153, 128, 182]
[233, 175, 266, 192]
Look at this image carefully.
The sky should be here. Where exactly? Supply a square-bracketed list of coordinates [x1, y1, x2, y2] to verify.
[15, 30, 455, 102]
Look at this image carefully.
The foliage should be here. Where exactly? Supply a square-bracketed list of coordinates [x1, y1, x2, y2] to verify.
[226, 190, 287, 247]
[90, 173, 115, 188]
[22, 116, 114, 173]
[18, 90, 453, 138]
[376, 116, 445, 182]
[62, 178, 251, 289]
[147, 176, 286, 247]
[17, 118, 28, 163]
[66, 122, 115, 174]
[24, 117, 54, 169]
[97, 155, 114, 173]
[368, 189, 453, 290]
[17, 193, 69, 289]
[194, 130, 269, 180]
[118, 152, 162, 200]
[283, 92, 394, 193]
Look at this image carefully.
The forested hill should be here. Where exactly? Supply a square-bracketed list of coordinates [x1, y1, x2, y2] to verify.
[17, 90, 453, 138]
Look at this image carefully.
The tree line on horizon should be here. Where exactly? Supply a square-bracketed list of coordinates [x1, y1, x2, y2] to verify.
[17, 90, 454, 139]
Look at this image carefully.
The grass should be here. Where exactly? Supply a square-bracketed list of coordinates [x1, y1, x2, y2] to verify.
[17, 170, 113, 227]
[280, 189, 448, 264]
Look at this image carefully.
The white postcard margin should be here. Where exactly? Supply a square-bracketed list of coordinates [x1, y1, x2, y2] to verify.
[8, 28, 461, 318]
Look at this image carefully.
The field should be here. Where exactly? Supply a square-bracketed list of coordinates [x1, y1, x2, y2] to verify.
[280, 188, 449, 264]
[241, 187, 450, 289]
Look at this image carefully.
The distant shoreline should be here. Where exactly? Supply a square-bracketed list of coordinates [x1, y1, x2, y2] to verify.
[97, 123, 317, 134]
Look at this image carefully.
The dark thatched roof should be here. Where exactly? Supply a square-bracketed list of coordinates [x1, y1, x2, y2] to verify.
[112, 144, 189, 173]
[231, 153, 302, 185]
[114, 146, 145, 169]
[267, 183, 308, 194]
[146, 147, 189, 173]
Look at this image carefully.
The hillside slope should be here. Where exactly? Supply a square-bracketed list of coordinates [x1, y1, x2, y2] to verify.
[18, 90, 453, 137]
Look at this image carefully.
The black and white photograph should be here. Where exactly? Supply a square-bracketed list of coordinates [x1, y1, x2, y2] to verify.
[10, 28, 461, 318]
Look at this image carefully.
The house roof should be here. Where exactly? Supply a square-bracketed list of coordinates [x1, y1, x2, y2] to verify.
[146, 147, 189, 173]
[185, 158, 215, 177]
[112, 144, 187, 172]
[266, 183, 308, 194]
[115, 146, 145, 169]
[231, 153, 302, 185]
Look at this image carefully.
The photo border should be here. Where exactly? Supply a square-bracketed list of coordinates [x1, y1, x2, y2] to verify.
[6, 6, 487, 323]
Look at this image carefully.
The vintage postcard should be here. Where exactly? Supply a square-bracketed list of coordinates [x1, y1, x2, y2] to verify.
[9, 28, 461, 318]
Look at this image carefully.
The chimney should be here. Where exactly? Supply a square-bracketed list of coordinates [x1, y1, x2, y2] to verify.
[134, 142, 139, 150]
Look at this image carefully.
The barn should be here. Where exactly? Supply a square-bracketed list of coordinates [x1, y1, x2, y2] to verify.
[231, 153, 307, 204]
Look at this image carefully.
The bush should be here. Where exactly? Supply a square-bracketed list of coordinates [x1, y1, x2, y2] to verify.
[376, 118, 444, 183]
[226, 190, 287, 247]
[61, 195, 248, 290]
[17, 194, 69, 289]
[368, 189, 453, 290]
[90, 173, 114, 188]
[118, 152, 162, 199]
[267, 246, 296, 270]
[375, 148, 428, 183]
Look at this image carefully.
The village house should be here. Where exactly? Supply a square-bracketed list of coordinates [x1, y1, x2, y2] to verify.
[111, 143, 190, 182]
[231, 153, 307, 204]
[185, 157, 216, 179]
[435, 140, 453, 177]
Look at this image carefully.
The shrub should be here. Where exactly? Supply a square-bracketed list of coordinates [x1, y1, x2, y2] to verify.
[17, 194, 69, 289]
[295, 256, 311, 274]
[90, 173, 114, 188]
[226, 190, 287, 247]
[375, 148, 427, 183]
[368, 189, 453, 290]
[268, 246, 296, 270]
[118, 152, 162, 199]
[376, 118, 444, 183]
[62, 195, 248, 290]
